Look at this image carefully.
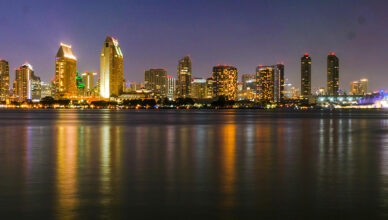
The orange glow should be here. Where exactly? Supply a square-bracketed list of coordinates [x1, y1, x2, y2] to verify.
[221, 121, 236, 208]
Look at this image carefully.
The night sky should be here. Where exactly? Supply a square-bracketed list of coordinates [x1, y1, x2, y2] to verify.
[0, 0, 387, 91]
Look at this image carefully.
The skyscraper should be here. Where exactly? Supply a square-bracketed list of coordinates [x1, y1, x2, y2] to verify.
[191, 78, 207, 99]
[144, 68, 167, 97]
[273, 63, 285, 103]
[212, 65, 238, 100]
[0, 59, 9, 101]
[177, 56, 192, 98]
[327, 53, 339, 96]
[301, 53, 311, 96]
[31, 73, 41, 100]
[167, 76, 176, 99]
[100, 36, 124, 98]
[256, 65, 274, 102]
[55, 43, 77, 99]
[81, 72, 98, 96]
[14, 63, 34, 101]
[206, 77, 214, 99]
[256, 64, 284, 103]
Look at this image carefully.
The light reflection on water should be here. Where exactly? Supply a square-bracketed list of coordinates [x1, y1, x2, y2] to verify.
[0, 110, 388, 218]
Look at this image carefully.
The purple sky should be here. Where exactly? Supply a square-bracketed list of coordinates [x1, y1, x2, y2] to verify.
[0, 0, 387, 92]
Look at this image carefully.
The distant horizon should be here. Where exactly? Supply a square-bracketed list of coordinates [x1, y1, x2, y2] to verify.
[0, 0, 387, 92]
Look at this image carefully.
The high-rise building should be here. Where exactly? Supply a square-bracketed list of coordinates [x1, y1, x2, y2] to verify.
[350, 78, 369, 95]
[212, 65, 238, 100]
[100, 36, 124, 98]
[206, 77, 214, 99]
[0, 59, 10, 101]
[40, 81, 52, 98]
[256, 64, 285, 103]
[144, 68, 167, 97]
[31, 74, 41, 100]
[81, 72, 98, 96]
[177, 56, 192, 98]
[191, 78, 207, 99]
[14, 63, 34, 101]
[167, 76, 176, 99]
[327, 53, 339, 96]
[301, 53, 312, 96]
[273, 63, 284, 103]
[55, 43, 77, 99]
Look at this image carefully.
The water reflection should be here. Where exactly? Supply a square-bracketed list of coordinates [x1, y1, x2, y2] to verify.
[56, 125, 78, 219]
[0, 110, 387, 218]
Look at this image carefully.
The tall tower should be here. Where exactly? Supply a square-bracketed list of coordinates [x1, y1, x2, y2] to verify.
[177, 56, 192, 98]
[212, 65, 238, 100]
[327, 52, 339, 96]
[301, 53, 311, 96]
[273, 63, 285, 103]
[14, 63, 34, 101]
[55, 43, 77, 99]
[100, 36, 124, 98]
[0, 59, 10, 101]
[167, 76, 176, 99]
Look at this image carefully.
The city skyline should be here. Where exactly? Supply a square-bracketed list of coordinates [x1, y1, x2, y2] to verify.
[0, 0, 387, 92]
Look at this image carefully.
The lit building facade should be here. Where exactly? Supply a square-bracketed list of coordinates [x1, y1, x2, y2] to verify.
[144, 68, 167, 97]
[81, 72, 98, 96]
[241, 73, 256, 91]
[40, 81, 52, 98]
[191, 78, 207, 99]
[206, 77, 214, 99]
[31, 74, 41, 100]
[0, 59, 9, 101]
[256, 64, 285, 103]
[327, 53, 339, 96]
[177, 56, 192, 98]
[301, 53, 312, 96]
[14, 63, 34, 101]
[100, 36, 124, 98]
[167, 76, 176, 99]
[350, 78, 368, 95]
[55, 43, 77, 99]
[212, 65, 238, 100]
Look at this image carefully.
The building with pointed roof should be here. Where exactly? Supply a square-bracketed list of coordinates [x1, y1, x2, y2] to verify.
[55, 43, 77, 99]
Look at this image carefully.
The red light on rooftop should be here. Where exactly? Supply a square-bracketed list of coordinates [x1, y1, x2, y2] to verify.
[217, 64, 220, 66]
[329, 52, 335, 55]
[258, 65, 263, 67]
[167, 75, 172, 78]
[304, 53, 308, 56]
[281, 62, 284, 65]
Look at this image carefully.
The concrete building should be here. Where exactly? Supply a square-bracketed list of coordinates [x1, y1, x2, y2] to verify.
[100, 36, 124, 98]
[212, 65, 238, 100]
[55, 43, 77, 99]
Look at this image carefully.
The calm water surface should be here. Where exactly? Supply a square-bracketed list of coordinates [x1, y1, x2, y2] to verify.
[0, 109, 388, 219]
